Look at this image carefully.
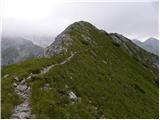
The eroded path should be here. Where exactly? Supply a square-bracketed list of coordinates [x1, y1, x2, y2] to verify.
[11, 52, 76, 119]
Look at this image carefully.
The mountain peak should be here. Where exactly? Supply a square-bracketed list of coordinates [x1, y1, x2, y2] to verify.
[144, 37, 159, 44]
[63, 21, 98, 34]
[133, 37, 159, 55]
[147, 37, 158, 40]
[45, 21, 100, 56]
[2, 21, 159, 119]
[45, 21, 158, 69]
[69, 21, 96, 28]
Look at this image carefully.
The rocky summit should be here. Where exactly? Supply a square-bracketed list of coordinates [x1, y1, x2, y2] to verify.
[2, 21, 159, 119]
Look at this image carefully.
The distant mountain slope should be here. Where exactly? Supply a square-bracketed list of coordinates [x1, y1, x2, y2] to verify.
[133, 38, 159, 55]
[24, 35, 54, 47]
[1, 36, 44, 66]
[2, 21, 158, 119]
[110, 34, 158, 71]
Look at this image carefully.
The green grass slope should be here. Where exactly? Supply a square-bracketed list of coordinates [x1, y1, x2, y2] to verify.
[1, 21, 158, 118]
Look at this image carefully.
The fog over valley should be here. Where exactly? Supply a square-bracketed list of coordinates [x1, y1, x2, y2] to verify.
[2, 0, 158, 47]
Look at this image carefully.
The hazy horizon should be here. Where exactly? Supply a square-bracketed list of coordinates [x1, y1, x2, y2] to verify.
[2, 0, 158, 43]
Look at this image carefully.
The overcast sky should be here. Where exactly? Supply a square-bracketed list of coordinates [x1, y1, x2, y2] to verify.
[2, 0, 159, 41]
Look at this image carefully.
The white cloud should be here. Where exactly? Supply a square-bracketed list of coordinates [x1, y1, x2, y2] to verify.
[2, 0, 158, 41]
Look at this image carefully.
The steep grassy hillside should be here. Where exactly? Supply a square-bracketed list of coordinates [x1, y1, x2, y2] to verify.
[1, 55, 67, 118]
[1, 21, 158, 119]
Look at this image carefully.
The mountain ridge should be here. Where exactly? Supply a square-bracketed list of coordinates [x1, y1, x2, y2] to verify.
[2, 21, 159, 119]
[133, 37, 159, 55]
[1, 36, 45, 66]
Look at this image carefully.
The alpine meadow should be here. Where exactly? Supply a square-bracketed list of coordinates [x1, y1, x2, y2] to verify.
[1, 0, 159, 119]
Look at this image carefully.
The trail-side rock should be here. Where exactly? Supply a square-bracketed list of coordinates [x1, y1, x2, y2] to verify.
[3, 74, 9, 78]
[13, 83, 17, 87]
[11, 53, 76, 118]
[16, 85, 28, 92]
[14, 76, 19, 81]
[69, 91, 78, 101]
